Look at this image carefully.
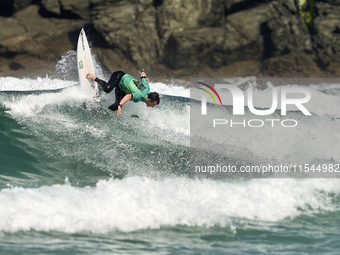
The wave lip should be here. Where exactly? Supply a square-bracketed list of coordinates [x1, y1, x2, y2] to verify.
[0, 77, 76, 92]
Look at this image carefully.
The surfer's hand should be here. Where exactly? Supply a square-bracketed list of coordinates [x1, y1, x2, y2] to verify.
[140, 72, 150, 82]
[117, 105, 122, 116]
[86, 73, 96, 81]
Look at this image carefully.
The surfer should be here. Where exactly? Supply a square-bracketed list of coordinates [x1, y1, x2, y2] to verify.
[86, 71, 160, 116]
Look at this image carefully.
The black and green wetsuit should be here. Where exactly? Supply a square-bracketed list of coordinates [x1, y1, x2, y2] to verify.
[95, 71, 150, 111]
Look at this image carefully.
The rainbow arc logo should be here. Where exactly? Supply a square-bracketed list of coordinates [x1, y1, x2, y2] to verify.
[196, 82, 223, 106]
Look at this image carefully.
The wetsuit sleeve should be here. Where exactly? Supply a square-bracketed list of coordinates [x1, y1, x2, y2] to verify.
[94, 78, 106, 87]
[140, 77, 149, 90]
[131, 92, 146, 102]
[95, 78, 115, 93]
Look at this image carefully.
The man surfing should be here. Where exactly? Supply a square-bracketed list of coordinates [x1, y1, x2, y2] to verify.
[86, 71, 160, 116]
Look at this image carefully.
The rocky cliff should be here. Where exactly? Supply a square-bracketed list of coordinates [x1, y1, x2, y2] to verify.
[0, 0, 339, 80]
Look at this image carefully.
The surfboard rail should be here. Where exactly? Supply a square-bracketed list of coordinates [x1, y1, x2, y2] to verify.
[77, 28, 100, 102]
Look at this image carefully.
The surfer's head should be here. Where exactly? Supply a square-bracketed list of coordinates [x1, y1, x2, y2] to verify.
[146, 92, 160, 107]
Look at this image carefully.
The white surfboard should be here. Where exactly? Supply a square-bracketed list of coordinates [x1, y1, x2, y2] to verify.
[77, 28, 100, 102]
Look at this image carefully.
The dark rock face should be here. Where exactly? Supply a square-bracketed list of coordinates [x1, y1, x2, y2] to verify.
[262, 1, 313, 58]
[91, 0, 159, 67]
[41, 0, 90, 19]
[261, 54, 323, 77]
[0, 5, 86, 57]
[313, 1, 340, 70]
[0, 0, 340, 79]
[0, 0, 32, 16]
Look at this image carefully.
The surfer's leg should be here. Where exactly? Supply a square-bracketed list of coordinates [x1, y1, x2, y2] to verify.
[106, 71, 126, 92]
[95, 71, 126, 93]
[94, 78, 113, 93]
[108, 71, 126, 85]
[108, 89, 126, 111]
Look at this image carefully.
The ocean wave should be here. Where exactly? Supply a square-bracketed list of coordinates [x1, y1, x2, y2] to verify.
[0, 177, 339, 234]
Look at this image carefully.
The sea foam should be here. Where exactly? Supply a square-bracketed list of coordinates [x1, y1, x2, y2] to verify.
[0, 177, 339, 233]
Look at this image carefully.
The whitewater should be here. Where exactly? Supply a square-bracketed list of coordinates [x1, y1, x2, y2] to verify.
[1, 63, 340, 253]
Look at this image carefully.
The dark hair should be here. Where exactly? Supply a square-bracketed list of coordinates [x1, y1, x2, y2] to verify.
[148, 92, 160, 105]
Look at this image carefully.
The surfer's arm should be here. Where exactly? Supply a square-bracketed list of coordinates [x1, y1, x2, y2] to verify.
[117, 94, 132, 116]
[140, 72, 150, 82]
[86, 73, 105, 87]
[86, 73, 109, 92]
